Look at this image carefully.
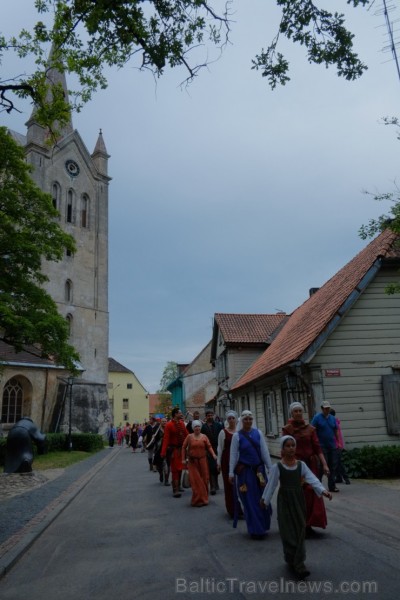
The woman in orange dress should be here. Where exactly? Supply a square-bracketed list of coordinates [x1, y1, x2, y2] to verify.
[182, 420, 217, 507]
[282, 402, 330, 533]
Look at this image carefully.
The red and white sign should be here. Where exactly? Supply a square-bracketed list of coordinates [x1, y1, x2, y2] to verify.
[325, 369, 341, 377]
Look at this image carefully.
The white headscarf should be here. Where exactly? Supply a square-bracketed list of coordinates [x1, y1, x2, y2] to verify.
[289, 402, 303, 416]
[280, 435, 296, 449]
[192, 420, 202, 429]
[237, 409, 257, 430]
[224, 410, 238, 428]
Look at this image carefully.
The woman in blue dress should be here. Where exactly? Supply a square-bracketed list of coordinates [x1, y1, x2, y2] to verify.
[229, 410, 273, 539]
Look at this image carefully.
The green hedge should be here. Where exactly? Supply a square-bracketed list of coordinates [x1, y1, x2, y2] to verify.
[342, 445, 400, 479]
[0, 433, 104, 466]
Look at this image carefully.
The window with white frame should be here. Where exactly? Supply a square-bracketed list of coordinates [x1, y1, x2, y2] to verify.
[263, 391, 278, 436]
[123, 399, 129, 409]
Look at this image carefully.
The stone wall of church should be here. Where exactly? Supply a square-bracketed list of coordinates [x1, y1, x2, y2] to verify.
[26, 134, 109, 385]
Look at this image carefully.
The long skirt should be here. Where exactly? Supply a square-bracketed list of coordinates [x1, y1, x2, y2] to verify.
[278, 486, 307, 572]
[188, 456, 209, 506]
[303, 456, 327, 528]
[235, 465, 271, 536]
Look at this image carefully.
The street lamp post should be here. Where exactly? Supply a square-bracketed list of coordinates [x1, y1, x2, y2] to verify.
[68, 377, 74, 451]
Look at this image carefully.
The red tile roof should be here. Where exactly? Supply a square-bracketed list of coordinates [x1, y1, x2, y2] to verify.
[215, 313, 287, 344]
[233, 229, 399, 389]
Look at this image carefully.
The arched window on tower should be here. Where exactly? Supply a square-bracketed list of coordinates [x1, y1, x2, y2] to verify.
[81, 194, 89, 228]
[67, 189, 74, 223]
[1, 378, 23, 424]
[52, 182, 61, 212]
[65, 280, 73, 303]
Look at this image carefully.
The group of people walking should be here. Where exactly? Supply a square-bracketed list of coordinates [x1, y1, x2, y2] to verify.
[120, 399, 349, 579]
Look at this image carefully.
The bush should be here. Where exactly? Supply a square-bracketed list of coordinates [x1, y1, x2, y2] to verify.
[342, 445, 400, 479]
[43, 433, 104, 452]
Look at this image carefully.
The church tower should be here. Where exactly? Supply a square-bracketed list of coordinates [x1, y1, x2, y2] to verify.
[21, 61, 111, 432]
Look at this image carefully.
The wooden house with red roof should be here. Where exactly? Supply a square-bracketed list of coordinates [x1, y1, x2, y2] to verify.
[231, 229, 400, 455]
[210, 312, 288, 415]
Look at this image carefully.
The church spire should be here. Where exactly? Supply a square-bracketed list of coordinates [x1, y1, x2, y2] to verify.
[26, 44, 73, 145]
[92, 129, 110, 176]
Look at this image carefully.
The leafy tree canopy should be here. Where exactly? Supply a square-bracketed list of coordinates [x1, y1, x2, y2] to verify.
[158, 360, 179, 392]
[0, 126, 79, 371]
[154, 392, 175, 418]
[0, 0, 370, 132]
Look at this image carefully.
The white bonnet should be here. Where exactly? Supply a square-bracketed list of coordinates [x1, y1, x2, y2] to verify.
[280, 435, 296, 449]
[289, 402, 303, 415]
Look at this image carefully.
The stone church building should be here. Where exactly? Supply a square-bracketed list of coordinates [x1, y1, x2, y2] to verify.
[1, 64, 111, 435]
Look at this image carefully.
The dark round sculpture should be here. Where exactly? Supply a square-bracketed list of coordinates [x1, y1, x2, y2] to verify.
[4, 417, 46, 474]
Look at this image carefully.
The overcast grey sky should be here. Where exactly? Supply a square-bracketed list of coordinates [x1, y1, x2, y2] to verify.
[2, 1, 400, 392]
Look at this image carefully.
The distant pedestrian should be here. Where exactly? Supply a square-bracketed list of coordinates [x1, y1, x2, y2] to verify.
[330, 409, 350, 485]
[142, 417, 159, 469]
[311, 401, 340, 493]
[116, 427, 124, 446]
[201, 409, 222, 495]
[123, 422, 131, 447]
[130, 423, 139, 452]
[261, 435, 332, 579]
[107, 424, 116, 448]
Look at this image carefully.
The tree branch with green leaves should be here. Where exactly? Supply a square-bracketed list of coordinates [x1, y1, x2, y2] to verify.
[0, 1, 371, 132]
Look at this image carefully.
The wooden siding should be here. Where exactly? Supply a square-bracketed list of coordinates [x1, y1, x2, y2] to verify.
[311, 268, 400, 448]
[228, 348, 265, 386]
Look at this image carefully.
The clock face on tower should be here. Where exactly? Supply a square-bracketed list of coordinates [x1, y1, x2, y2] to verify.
[65, 159, 80, 177]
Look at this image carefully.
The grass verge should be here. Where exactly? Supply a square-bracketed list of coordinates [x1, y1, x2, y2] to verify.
[33, 450, 101, 471]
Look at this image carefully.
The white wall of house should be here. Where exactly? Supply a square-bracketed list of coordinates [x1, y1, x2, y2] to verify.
[232, 267, 400, 455]
[310, 267, 400, 448]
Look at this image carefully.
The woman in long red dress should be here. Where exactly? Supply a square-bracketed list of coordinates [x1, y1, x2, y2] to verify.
[282, 402, 330, 532]
[217, 410, 238, 518]
[182, 420, 217, 507]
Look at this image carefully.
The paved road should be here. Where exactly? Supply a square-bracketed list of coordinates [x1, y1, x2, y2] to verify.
[0, 447, 399, 599]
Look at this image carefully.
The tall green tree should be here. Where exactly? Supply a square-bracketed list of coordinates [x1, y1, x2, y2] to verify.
[0, 1, 370, 132]
[0, 126, 79, 371]
[158, 361, 179, 392]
